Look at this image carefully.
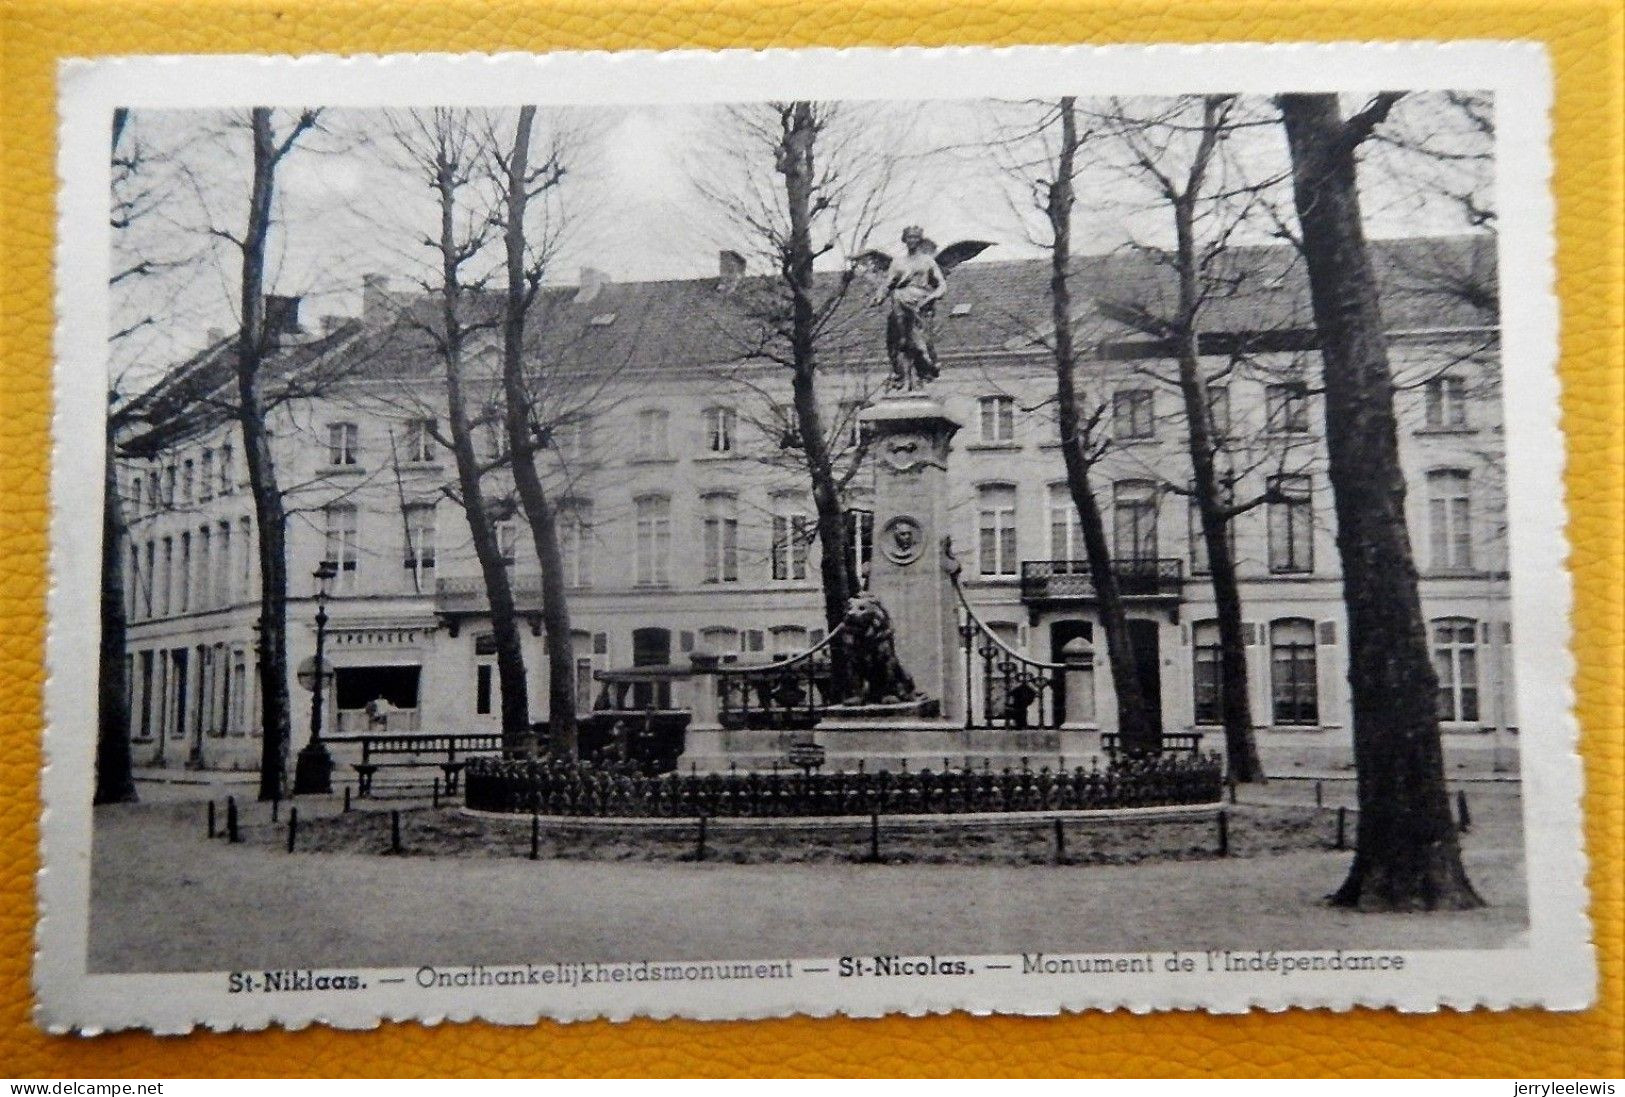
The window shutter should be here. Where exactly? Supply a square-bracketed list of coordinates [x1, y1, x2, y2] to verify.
[1242, 623, 1260, 646]
[1180, 624, 1190, 645]
[679, 630, 695, 654]
[1317, 621, 1338, 646]
[1479, 622, 1492, 644]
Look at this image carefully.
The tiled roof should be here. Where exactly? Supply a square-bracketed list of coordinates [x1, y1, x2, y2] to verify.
[121, 234, 1497, 444]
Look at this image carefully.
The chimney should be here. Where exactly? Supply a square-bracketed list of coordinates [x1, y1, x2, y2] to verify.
[718, 249, 746, 290]
[263, 295, 301, 343]
[362, 273, 399, 325]
[575, 267, 610, 305]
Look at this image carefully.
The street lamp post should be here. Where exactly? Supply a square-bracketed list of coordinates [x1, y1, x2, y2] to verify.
[293, 561, 338, 795]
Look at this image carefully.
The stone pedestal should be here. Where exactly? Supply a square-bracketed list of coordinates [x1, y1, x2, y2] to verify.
[859, 396, 963, 721]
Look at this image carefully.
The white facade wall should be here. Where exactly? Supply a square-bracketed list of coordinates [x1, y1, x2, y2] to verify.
[117, 313, 1511, 770]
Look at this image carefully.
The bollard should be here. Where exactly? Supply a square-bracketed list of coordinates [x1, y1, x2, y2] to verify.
[1315, 781, 1324, 807]
[343, 785, 351, 814]
[207, 800, 216, 839]
[1217, 809, 1230, 857]
[286, 807, 298, 853]
[1053, 817, 1066, 864]
[271, 796, 280, 823]
[696, 816, 708, 862]
[868, 812, 881, 863]
[390, 809, 402, 854]
[433, 776, 440, 809]
[1457, 789, 1472, 833]
[529, 813, 540, 861]
[1335, 806, 1347, 850]
[226, 796, 241, 844]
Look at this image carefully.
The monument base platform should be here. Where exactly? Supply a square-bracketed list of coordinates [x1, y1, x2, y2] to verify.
[680, 722, 1110, 774]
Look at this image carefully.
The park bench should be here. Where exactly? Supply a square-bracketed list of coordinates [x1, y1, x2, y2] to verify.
[327, 733, 505, 797]
[1101, 732, 1205, 758]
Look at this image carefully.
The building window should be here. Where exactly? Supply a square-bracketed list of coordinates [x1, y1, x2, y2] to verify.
[560, 499, 592, 588]
[141, 541, 155, 618]
[772, 507, 811, 582]
[200, 449, 215, 501]
[181, 459, 195, 505]
[1048, 483, 1083, 562]
[145, 468, 160, 513]
[159, 536, 173, 616]
[1270, 618, 1319, 726]
[702, 493, 739, 584]
[551, 417, 593, 463]
[1425, 375, 1469, 429]
[239, 517, 253, 603]
[771, 626, 811, 657]
[1265, 381, 1310, 433]
[198, 525, 213, 609]
[327, 422, 360, 466]
[845, 508, 873, 584]
[403, 418, 436, 463]
[635, 409, 671, 460]
[978, 395, 1015, 443]
[1267, 474, 1314, 574]
[162, 463, 176, 508]
[404, 503, 436, 591]
[475, 663, 493, 716]
[1206, 384, 1231, 439]
[178, 532, 191, 613]
[1113, 480, 1159, 563]
[217, 520, 232, 606]
[1432, 617, 1481, 722]
[635, 495, 671, 586]
[838, 400, 868, 449]
[1189, 484, 1235, 577]
[494, 518, 518, 566]
[1112, 389, 1155, 440]
[977, 484, 1018, 576]
[1427, 469, 1474, 571]
[218, 443, 234, 494]
[1192, 619, 1223, 726]
[704, 406, 736, 455]
[322, 504, 359, 591]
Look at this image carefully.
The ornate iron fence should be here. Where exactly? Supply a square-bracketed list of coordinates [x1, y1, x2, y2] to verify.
[714, 624, 846, 730]
[464, 752, 1224, 817]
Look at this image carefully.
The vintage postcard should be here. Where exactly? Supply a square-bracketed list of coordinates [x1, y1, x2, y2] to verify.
[40, 42, 1589, 1033]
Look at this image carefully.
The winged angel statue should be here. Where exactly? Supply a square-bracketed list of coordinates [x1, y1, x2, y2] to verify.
[858, 227, 993, 390]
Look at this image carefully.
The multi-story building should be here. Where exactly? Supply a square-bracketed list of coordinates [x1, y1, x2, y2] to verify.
[112, 235, 1512, 770]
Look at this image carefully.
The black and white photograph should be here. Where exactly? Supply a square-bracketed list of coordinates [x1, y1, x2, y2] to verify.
[40, 44, 1587, 1031]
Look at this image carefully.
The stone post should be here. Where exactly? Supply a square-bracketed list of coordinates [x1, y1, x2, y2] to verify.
[858, 395, 963, 720]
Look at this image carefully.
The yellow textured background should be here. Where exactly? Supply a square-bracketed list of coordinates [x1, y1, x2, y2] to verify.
[0, 0, 1620, 1078]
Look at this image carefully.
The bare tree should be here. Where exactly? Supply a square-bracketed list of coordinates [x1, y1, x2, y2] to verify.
[1077, 94, 1289, 783]
[696, 101, 900, 651]
[493, 105, 578, 758]
[96, 108, 143, 805]
[1040, 99, 1161, 755]
[1278, 92, 1481, 910]
[224, 107, 323, 801]
[387, 108, 535, 755]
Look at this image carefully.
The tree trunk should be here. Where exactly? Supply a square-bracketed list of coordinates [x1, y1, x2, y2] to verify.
[1046, 100, 1160, 756]
[432, 158, 534, 758]
[779, 103, 858, 642]
[240, 109, 293, 802]
[1170, 190, 1266, 784]
[95, 434, 137, 804]
[501, 105, 578, 759]
[1280, 93, 1481, 910]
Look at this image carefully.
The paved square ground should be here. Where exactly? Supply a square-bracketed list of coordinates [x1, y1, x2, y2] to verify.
[86, 778, 1526, 973]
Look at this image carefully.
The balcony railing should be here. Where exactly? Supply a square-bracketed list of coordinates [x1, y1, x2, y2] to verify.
[436, 573, 544, 613]
[1019, 559, 1184, 603]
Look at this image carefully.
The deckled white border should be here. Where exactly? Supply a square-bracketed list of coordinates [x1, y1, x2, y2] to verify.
[41, 41, 1586, 1034]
